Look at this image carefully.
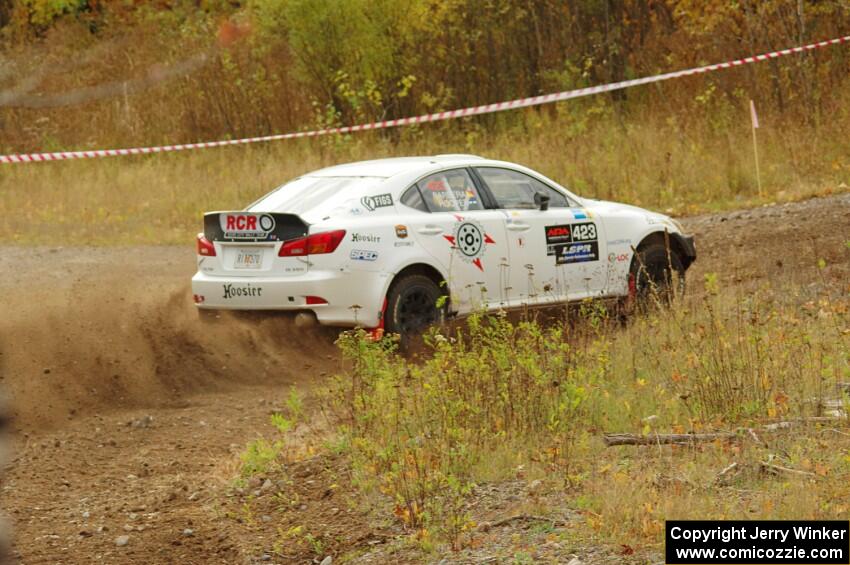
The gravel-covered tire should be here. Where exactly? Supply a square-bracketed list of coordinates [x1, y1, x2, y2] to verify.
[384, 275, 445, 341]
[630, 242, 686, 307]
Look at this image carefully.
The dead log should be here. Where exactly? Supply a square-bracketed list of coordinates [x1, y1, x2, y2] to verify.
[603, 432, 737, 446]
[760, 462, 816, 479]
[605, 415, 848, 447]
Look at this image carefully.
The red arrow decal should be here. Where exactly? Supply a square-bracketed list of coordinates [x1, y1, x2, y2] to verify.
[484, 233, 495, 244]
[454, 214, 464, 222]
[443, 235, 456, 245]
[472, 258, 483, 271]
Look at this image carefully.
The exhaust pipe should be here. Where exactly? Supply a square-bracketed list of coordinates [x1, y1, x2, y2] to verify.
[294, 311, 318, 328]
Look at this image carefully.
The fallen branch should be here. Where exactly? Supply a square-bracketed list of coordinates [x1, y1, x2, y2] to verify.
[714, 462, 739, 484]
[746, 428, 765, 446]
[820, 428, 850, 437]
[603, 432, 737, 446]
[760, 462, 817, 479]
[481, 514, 568, 531]
[605, 415, 848, 447]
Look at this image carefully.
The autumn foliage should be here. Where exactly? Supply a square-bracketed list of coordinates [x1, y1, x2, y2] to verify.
[1, 1, 848, 151]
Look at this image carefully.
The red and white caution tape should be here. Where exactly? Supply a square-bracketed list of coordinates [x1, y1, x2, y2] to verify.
[3, 34, 848, 164]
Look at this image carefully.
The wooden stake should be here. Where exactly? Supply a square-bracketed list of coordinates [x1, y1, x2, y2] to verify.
[750, 99, 763, 198]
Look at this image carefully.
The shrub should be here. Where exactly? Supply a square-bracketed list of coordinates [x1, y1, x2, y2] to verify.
[330, 312, 609, 548]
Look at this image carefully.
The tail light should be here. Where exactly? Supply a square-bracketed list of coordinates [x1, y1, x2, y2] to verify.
[197, 233, 216, 256]
[279, 230, 346, 257]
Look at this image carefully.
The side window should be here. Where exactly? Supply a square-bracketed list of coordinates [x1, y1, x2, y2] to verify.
[476, 167, 573, 209]
[400, 185, 428, 212]
[416, 169, 484, 213]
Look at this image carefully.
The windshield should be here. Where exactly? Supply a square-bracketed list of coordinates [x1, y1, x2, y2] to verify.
[248, 176, 384, 216]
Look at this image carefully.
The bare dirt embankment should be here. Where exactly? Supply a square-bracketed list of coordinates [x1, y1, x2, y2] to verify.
[0, 194, 848, 564]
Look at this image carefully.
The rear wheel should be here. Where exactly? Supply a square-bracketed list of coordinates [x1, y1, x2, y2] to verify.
[384, 275, 445, 340]
[630, 242, 685, 308]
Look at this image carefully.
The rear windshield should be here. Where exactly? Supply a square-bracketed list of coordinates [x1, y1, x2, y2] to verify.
[248, 176, 384, 215]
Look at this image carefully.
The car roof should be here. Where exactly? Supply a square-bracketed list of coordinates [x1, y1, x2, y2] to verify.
[307, 155, 488, 179]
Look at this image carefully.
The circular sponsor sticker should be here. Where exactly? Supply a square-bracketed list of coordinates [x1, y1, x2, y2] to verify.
[456, 222, 484, 258]
[259, 214, 275, 232]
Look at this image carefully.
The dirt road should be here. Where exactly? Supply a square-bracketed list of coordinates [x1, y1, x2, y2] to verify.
[1, 193, 848, 563]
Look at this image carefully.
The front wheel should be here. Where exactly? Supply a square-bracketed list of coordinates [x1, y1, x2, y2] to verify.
[630, 242, 685, 308]
[384, 275, 445, 340]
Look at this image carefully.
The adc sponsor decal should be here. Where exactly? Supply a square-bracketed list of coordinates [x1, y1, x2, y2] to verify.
[544, 222, 600, 264]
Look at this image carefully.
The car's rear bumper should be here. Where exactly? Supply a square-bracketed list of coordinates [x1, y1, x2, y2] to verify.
[191, 270, 388, 327]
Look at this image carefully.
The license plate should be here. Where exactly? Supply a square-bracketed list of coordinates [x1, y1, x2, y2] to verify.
[234, 249, 263, 269]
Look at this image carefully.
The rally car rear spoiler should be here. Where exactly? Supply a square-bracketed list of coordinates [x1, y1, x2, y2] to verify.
[203, 211, 309, 243]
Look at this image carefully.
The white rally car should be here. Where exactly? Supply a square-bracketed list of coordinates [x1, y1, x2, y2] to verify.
[192, 155, 695, 336]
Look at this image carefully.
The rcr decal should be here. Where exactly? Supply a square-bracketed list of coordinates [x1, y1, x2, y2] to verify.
[223, 283, 263, 299]
[219, 213, 275, 239]
[544, 222, 599, 264]
[443, 215, 495, 271]
[350, 249, 379, 261]
[608, 252, 630, 263]
[361, 193, 394, 211]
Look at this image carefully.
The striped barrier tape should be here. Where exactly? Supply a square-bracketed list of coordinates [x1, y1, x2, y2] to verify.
[2, 34, 848, 164]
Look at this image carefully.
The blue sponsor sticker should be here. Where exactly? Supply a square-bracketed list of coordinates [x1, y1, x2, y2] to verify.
[557, 241, 599, 264]
[350, 249, 379, 261]
[571, 208, 588, 220]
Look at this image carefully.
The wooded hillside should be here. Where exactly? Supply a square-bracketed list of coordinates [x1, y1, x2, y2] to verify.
[2, 1, 849, 151]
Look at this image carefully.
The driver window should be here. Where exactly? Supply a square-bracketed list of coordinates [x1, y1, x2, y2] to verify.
[476, 167, 572, 209]
[416, 169, 484, 213]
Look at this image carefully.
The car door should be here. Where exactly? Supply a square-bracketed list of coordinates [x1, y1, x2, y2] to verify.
[403, 168, 511, 313]
[472, 167, 608, 305]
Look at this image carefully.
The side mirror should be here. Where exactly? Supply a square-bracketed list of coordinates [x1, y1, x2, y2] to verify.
[534, 192, 550, 211]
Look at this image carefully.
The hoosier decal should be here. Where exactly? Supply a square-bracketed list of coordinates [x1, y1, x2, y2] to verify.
[222, 283, 263, 299]
[351, 233, 381, 243]
[544, 222, 600, 264]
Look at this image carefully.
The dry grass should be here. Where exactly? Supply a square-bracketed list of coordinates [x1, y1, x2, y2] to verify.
[2, 104, 849, 245]
[569, 276, 850, 553]
[308, 259, 850, 554]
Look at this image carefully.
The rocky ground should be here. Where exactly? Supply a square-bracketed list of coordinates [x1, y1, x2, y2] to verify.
[1, 193, 848, 563]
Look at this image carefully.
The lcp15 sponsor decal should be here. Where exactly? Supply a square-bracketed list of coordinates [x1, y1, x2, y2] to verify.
[545, 222, 600, 264]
